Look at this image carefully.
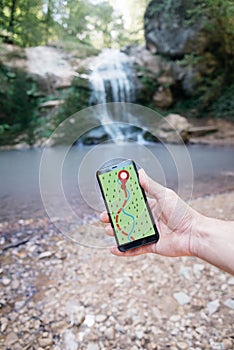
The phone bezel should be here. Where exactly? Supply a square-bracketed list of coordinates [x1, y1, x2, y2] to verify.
[96, 159, 159, 252]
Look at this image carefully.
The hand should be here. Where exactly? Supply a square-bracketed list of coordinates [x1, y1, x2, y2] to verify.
[100, 169, 200, 257]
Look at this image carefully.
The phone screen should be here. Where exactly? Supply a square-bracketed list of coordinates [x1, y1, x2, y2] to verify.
[97, 160, 159, 249]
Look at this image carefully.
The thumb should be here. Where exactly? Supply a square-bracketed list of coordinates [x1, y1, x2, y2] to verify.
[138, 168, 166, 200]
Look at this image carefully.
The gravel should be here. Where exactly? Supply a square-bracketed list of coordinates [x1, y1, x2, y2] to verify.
[0, 191, 234, 349]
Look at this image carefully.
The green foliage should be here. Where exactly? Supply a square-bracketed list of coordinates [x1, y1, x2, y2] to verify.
[136, 65, 159, 102]
[54, 79, 90, 126]
[0, 0, 129, 48]
[55, 40, 100, 59]
[0, 123, 10, 134]
[176, 54, 202, 67]
[0, 0, 150, 49]
[1, 0, 45, 47]
[0, 64, 38, 144]
[210, 83, 234, 121]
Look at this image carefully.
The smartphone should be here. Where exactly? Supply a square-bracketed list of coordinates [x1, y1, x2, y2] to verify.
[96, 159, 159, 252]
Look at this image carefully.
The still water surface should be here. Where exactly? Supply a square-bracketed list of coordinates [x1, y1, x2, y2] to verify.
[0, 143, 233, 221]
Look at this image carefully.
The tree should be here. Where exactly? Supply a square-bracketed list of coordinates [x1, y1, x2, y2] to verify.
[8, 0, 17, 38]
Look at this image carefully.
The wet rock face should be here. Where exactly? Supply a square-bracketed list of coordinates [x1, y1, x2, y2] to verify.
[144, 0, 212, 58]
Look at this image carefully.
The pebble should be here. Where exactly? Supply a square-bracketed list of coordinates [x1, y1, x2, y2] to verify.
[222, 338, 233, 349]
[227, 277, 234, 285]
[0, 317, 8, 332]
[135, 329, 144, 340]
[193, 264, 205, 278]
[2, 277, 11, 286]
[177, 342, 188, 349]
[11, 279, 20, 289]
[171, 328, 179, 336]
[170, 315, 181, 322]
[5, 332, 18, 346]
[63, 330, 78, 350]
[87, 342, 99, 350]
[96, 314, 108, 323]
[84, 314, 95, 327]
[38, 251, 54, 259]
[1, 207, 234, 350]
[66, 301, 85, 326]
[179, 266, 191, 279]
[105, 327, 115, 340]
[38, 336, 53, 347]
[173, 292, 191, 305]
[207, 299, 219, 315]
[223, 299, 234, 310]
[14, 300, 25, 310]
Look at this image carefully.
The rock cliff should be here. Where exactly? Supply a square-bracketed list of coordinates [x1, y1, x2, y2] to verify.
[142, 0, 227, 110]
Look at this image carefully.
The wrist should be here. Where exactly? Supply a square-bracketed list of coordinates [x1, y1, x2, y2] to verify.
[189, 211, 209, 258]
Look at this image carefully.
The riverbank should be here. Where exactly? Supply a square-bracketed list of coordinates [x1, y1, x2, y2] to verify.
[0, 190, 234, 350]
[188, 119, 234, 146]
[1, 117, 234, 151]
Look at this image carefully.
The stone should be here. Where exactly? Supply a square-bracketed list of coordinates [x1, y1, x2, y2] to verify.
[5, 332, 18, 346]
[66, 301, 85, 326]
[130, 346, 138, 350]
[105, 327, 115, 340]
[153, 87, 173, 108]
[207, 299, 219, 315]
[38, 251, 54, 259]
[135, 329, 144, 340]
[161, 114, 191, 132]
[144, 0, 217, 58]
[173, 292, 191, 305]
[177, 342, 188, 350]
[179, 266, 191, 280]
[169, 315, 181, 322]
[84, 314, 95, 327]
[96, 314, 108, 323]
[87, 342, 99, 350]
[39, 100, 64, 109]
[38, 336, 53, 347]
[224, 299, 234, 310]
[11, 279, 20, 289]
[15, 300, 25, 310]
[222, 338, 233, 350]
[63, 330, 79, 350]
[144, 0, 227, 101]
[227, 277, 234, 285]
[0, 317, 8, 332]
[193, 264, 205, 278]
[2, 277, 11, 286]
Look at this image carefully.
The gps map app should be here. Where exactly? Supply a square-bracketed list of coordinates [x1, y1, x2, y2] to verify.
[99, 163, 155, 245]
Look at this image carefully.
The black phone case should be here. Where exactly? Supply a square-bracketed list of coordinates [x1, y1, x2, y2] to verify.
[97, 160, 159, 251]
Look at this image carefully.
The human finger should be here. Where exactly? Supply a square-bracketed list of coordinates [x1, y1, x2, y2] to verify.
[100, 211, 110, 223]
[105, 224, 114, 236]
[139, 168, 166, 200]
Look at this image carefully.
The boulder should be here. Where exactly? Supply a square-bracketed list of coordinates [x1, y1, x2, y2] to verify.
[161, 114, 191, 132]
[144, 0, 215, 58]
[155, 114, 191, 144]
[144, 0, 225, 100]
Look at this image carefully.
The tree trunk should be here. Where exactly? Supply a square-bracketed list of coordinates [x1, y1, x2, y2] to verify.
[8, 0, 18, 35]
[45, 0, 52, 44]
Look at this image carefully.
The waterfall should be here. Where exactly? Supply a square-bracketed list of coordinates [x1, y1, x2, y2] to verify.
[89, 49, 136, 142]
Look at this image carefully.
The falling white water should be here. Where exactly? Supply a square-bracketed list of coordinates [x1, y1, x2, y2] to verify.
[89, 49, 136, 142]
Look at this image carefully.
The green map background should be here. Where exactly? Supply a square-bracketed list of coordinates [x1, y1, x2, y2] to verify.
[99, 164, 155, 244]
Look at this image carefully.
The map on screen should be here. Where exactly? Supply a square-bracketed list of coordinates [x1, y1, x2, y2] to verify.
[99, 164, 155, 245]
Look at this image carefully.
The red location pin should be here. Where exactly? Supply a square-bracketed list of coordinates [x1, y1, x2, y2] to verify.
[118, 170, 129, 189]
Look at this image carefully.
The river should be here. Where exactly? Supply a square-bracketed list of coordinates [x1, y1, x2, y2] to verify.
[0, 144, 234, 223]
